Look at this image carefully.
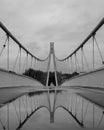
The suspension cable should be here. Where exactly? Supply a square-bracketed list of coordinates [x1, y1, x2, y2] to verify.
[19, 47, 21, 73]
[30, 56, 33, 69]
[94, 36, 104, 64]
[0, 21, 49, 62]
[67, 58, 70, 74]
[75, 53, 80, 73]
[83, 50, 90, 71]
[7, 35, 9, 71]
[74, 53, 77, 72]
[81, 47, 84, 72]
[70, 57, 73, 74]
[0, 35, 8, 57]
[55, 18, 104, 61]
[92, 35, 95, 69]
[13, 49, 20, 71]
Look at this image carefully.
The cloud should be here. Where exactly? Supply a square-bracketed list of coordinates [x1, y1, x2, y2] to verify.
[0, 0, 104, 59]
[26, 41, 41, 54]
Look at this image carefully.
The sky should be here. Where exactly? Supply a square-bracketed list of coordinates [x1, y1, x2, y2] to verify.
[0, 0, 104, 59]
[0, 1, 104, 129]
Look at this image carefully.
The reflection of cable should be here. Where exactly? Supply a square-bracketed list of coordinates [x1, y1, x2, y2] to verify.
[83, 101, 89, 122]
[97, 111, 104, 127]
[13, 102, 20, 123]
[0, 109, 6, 130]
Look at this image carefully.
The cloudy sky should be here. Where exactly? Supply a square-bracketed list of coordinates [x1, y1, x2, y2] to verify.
[0, 0, 104, 59]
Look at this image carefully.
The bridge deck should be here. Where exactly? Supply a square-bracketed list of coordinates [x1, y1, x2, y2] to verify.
[0, 69, 46, 106]
[62, 67, 104, 88]
[0, 69, 43, 88]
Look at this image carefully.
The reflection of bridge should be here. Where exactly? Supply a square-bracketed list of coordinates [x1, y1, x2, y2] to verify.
[0, 18, 104, 129]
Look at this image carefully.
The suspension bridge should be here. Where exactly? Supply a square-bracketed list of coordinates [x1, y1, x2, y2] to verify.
[0, 17, 104, 129]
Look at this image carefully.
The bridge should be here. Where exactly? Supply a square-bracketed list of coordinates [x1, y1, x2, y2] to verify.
[0, 17, 104, 129]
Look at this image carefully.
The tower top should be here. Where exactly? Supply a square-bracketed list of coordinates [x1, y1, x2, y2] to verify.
[50, 42, 54, 54]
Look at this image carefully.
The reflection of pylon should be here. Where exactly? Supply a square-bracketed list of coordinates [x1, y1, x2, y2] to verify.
[46, 42, 58, 87]
[50, 111, 54, 123]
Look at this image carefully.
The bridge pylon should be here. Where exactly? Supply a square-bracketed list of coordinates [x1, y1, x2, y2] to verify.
[46, 42, 58, 87]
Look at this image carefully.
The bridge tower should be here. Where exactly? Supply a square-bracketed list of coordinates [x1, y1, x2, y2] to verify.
[46, 42, 58, 87]
[46, 42, 58, 123]
[50, 42, 58, 86]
